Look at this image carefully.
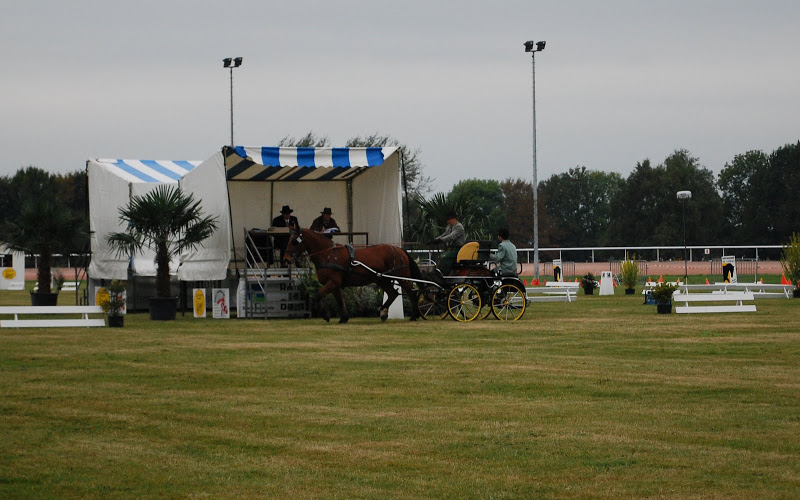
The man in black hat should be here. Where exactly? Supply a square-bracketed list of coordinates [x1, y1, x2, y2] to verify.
[271, 205, 299, 265]
[431, 211, 465, 275]
[310, 207, 340, 234]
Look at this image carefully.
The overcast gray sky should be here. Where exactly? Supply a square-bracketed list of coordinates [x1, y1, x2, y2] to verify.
[2, 0, 799, 193]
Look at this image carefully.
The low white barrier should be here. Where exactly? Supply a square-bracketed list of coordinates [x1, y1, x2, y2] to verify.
[526, 286, 578, 303]
[0, 306, 105, 328]
[673, 292, 757, 314]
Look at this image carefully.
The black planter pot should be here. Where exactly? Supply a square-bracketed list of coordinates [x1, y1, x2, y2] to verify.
[30, 292, 58, 306]
[656, 302, 672, 314]
[583, 288, 594, 295]
[149, 297, 177, 321]
[794, 288, 800, 298]
[108, 315, 125, 328]
[625, 288, 636, 295]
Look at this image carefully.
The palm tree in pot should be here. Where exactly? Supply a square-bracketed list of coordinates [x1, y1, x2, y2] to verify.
[106, 185, 218, 320]
[1, 198, 86, 306]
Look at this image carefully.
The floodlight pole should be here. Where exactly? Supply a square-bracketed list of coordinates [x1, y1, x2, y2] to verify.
[525, 41, 545, 281]
[677, 190, 692, 283]
[223, 57, 243, 147]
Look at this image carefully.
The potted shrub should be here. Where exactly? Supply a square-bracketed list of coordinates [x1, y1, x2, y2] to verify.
[100, 280, 127, 327]
[780, 233, 800, 298]
[1, 198, 86, 306]
[106, 185, 218, 321]
[620, 258, 640, 295]
[580, 273, 598, 295]
[651, 282, 678, 314]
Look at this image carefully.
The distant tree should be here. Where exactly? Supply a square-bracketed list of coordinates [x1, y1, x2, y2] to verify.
[277, 132, 330, 147]
[718, 150, 768, 244]
[610, 150, 723, 253]
[745, 141, 800, 244]
[539, 167, 623, 247]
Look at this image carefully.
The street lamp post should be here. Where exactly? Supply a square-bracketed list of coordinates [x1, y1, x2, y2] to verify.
[524, 40, 546, 281]
[677, 190, 692, 283]
[222, 57, 243, 146]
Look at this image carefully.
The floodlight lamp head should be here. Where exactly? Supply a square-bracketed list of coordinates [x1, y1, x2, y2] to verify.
[536, 41, 546, 51]
[677, 190, 692, 200]
[233, 57, 243, 67]
[524, 41, 534, 52]
[223, 58, 232, 68]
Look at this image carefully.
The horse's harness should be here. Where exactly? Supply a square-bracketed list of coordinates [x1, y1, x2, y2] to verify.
[293, 234, 409, 278]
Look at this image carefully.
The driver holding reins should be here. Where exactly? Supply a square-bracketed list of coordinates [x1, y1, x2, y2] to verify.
[431, 211, 465, 275]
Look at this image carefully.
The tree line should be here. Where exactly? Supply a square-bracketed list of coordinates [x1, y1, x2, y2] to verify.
[2, 138, 798, 259]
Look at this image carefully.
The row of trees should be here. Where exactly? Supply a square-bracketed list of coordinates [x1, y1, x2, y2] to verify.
[2, 138, 798, 259]
[413, 143, 800, 255]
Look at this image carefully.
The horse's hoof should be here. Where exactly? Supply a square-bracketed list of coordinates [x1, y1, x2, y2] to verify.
[339, 317, 349, 324]
[322, 312, 330, 323]
[409, 316, 418, 322]
[380, 314, 388, 322]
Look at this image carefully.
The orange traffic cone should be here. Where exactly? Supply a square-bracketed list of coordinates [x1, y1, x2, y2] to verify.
[575, 277, 579, 282]
[676, 277, 681, 284]
[522, 277, 528, 286]
[532, 278, 540, 286]
[781, 274, 790, 285]
[647, 276, 652, 283]
[657, 275, 664, 283]
[543, 279, 548, 285]
[705, 278, 710, 285]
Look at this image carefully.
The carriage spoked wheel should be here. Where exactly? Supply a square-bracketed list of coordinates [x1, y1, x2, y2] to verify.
[490, 284, 527, 321]
[416, 285, 448, 320]
[447, 283, 482, 322]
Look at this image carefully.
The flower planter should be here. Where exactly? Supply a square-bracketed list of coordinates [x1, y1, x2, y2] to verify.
[30, 292, 59, 306]
[794, 288, 800, 299]
[149, 297, 177, 321]
[583, 288, 594, 295]
[656, 302, 672, 314]
[108, 315, 125, 328]
[625, 288, 635, 295]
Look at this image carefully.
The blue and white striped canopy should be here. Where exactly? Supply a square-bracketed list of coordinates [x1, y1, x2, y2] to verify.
[95, 158, 201, 184]
[226, 146, 398, 181]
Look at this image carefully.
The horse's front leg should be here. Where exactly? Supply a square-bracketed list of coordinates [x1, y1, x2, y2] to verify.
[378, 280, 399, 322]
[332, 288, 349, 324]
[316, 281, 338, 323]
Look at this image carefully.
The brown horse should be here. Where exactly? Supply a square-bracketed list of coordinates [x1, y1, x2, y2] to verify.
[283, 228, 421, 323]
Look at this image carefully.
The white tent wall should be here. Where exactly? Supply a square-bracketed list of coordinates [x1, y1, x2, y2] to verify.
[176, 151, 232, 281]
[351, 154, 403, 245]
[87, 160, 136, 280]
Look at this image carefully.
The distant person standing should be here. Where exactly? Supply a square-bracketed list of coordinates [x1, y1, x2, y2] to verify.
[489, 228, 518, 276]
[271, 205, 299, 265]
[310, 207, 340, 234]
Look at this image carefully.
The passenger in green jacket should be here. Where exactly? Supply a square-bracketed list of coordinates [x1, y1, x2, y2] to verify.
[489, 228, 518, 277]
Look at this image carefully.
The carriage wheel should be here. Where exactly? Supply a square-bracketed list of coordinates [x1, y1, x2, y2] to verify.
[416, 285, 448, 320]
[447, 284, 482, 322]
[491, 284, 527, 321]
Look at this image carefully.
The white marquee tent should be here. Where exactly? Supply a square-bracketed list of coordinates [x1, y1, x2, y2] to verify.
[87, 146, 404, 281]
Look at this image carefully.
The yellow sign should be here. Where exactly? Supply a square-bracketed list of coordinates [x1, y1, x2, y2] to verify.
[193, 289, 206, 318]
[96, 287, 110, 307]
[2, 268, 16, 280]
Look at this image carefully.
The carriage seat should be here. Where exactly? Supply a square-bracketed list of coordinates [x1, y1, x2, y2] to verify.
[454, 240, 493, 267]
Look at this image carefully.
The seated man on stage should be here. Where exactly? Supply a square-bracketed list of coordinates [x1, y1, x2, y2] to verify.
[310, 207, 340, 236]
[489, 228, 518, 277]
[271, 205, 299, 266]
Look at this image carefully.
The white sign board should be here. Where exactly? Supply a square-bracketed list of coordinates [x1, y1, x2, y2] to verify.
[721, 256, 737, 284]
[212, 288, 230, 319]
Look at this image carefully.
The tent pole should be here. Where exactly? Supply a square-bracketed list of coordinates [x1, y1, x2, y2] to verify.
[346, 179, 353, 234]
[223, 147, 240, 279]
[400, 149, 410, 245]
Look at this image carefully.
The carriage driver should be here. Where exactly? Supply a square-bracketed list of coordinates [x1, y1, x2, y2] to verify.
[431, 211, 465, 275]
[489, 228, 518, 277]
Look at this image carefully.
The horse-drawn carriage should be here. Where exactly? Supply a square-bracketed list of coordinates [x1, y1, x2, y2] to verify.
[415, 240, 527, 322]
[283, 229, 527, 323]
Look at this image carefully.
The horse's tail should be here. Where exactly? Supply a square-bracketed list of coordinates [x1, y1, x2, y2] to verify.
[403, 249, 422, 280]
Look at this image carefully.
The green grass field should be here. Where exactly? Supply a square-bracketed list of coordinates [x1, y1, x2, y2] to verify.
[1, 284, 799, 499]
